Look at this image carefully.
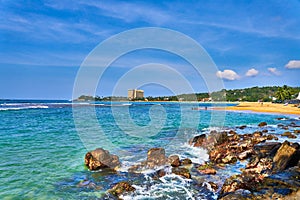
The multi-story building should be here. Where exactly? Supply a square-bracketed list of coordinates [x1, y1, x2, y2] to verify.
[128, 89, 144, 100]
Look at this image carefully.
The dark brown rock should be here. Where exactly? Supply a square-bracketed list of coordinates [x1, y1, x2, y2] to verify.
[253, 142, 281, 156]
[147, 148, 167, 168]
[294, 129, 300, 134]
[258, 122, 267, 127]
[238, 125, 247, 129]
[172, 167, 191, 179]
[168, 155, 180, 167]
[181, 158, 192, 165]
[108, 181, 135, 197]
[208, 181, 218, 191]
[189, 134, 206, 147]
[85, 148, 120, 170]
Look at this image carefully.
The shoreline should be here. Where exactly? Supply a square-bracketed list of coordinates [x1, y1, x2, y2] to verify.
[224, 102, 300, 115]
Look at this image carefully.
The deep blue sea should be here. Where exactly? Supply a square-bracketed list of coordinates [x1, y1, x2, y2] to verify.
[0, 100, 299, 199]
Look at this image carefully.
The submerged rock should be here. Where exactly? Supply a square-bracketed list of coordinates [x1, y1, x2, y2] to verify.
[258, 122, 267, 127]
[172, 167, 191, 179]
[85, 148, 120, 170]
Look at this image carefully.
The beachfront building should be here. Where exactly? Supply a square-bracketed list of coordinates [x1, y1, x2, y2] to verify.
[128, 89, 144, 100]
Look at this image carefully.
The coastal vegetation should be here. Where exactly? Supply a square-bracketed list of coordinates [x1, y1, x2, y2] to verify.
[76, 85, 300, 102]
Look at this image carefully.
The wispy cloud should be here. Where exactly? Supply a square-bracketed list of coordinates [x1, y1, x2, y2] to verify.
[216, 69, 240, 81]
[268, 67, 281, 76]
[285, 60, 300, 69]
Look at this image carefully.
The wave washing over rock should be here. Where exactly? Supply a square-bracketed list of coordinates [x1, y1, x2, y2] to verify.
[81, 120, 300, 199]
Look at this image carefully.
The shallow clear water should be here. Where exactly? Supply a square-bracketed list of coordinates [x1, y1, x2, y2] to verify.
[0, 100, 299, 199]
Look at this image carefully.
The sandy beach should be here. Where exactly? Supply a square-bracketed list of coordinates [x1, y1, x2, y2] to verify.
[225, 102, 300, 115]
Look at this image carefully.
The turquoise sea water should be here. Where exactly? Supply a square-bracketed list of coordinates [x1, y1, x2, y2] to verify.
[0, 100, 299, 199]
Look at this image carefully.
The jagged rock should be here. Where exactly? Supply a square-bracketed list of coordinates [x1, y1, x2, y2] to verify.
[181, 158, 192, 165]
[108, 181, 136, 197]
[85, 148, 120, 170]
[168, 155, 180, 167]
[189, 134, 206, 147]
[272, 141, 298, 173]
[237, 150, 253, 160]
[258, 122, 267, 127]
[222, 154, 237, 164]
[253, 142, 281, 156]
[146, 148, 167, 168]
[172, 167, 191, 179]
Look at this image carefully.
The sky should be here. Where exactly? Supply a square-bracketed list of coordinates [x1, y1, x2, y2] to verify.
[1, 0, 300, 99]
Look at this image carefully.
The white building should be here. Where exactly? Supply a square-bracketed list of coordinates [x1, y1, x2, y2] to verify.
[128, 89, 144, 100]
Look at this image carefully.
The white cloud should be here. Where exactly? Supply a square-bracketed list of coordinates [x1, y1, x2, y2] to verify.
[285, 60, 300, 69]
[268, 67, 281, 76]
[245, 68, 259, 77]
[216, 69, 240, 81]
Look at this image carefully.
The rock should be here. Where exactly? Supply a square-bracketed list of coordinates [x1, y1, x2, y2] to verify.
[237, 150, 253, 160]
[147, 148, 167, 168]
[172, 167, 191, 179]
[272, 141, 297, 173]
[168, 155, 180, 167]
[181, 158, 192, 165]
[288, 134, 297, 139]
[197, 163, 216, 174]
[189, 134, 206, 147]
[253, 142, 281, 156]
[208, 181, 218, 191]
[294, 129, 300, 134]
[198, 168, 216, 175]
[258, 122, 267, 127]
[238, 125, 247, 129]
[85, 148, 120, 170]
[108, 181, 136, 197]
[282, 131, 292, 136]
[222, 154, 237, 164]
[262, 129, 268, 133]
[253, 131, 262, 137]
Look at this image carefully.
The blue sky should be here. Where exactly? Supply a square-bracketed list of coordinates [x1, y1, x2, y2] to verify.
[1, 0, 300, 99]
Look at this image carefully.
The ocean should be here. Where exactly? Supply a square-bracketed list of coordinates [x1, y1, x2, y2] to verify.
[0, 100, 299, 199]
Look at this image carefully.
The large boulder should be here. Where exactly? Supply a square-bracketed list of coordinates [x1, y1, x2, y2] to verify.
[146, 148, 167, 168]
[272, 141, 298, 173]
[85, 148, 120, 170]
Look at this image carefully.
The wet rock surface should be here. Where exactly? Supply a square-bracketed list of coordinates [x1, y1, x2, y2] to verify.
[85, 148, 121, 170]
[83, 121, 300, 199]
[107, 181, 136, 198]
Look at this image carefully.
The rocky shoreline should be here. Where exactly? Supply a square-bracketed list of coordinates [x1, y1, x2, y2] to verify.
[83, 122, 300, 199]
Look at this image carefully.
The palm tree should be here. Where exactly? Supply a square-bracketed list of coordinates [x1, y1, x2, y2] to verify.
[275, 85, 292, 101]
